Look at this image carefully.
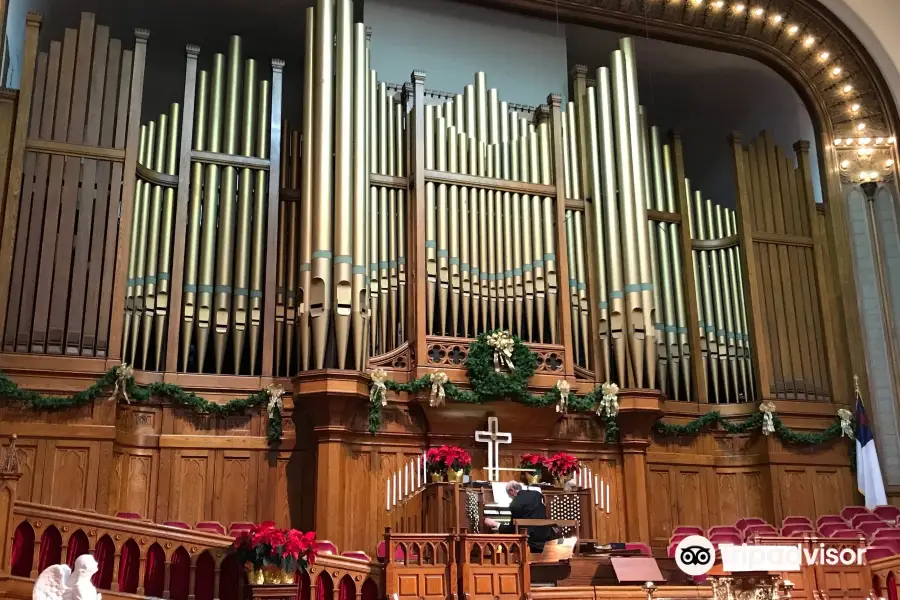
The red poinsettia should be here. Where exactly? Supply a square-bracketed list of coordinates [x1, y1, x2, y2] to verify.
[547, 452, 579, 478]
[426, 445, 472, 474]
[520, 453, 548, 469]
[231, 522, 317, 575]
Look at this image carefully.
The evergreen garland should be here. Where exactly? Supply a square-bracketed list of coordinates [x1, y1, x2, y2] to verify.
[0, 368, 282, 445]
[653, 410, 849, 447]
[371, 331, 617, 441]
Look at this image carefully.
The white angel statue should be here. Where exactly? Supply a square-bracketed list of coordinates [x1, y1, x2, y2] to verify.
[33, 555, 102, 600]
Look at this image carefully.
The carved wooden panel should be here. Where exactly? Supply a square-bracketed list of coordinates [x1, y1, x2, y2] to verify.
[124, 453, 153, 518]
[171, 451, 213, 524]
[648, 467, 673, 547]
[46, 444, 98, 509]
[675, 469, 705, 528]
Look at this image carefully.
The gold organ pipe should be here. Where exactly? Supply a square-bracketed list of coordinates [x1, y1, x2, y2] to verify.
[141, 113, 166, 369]
[368, 70, 379, 357]
[448, 124, 461, 336]
[387, 97, 398, 348]
[311, 0, 336, 369]
[706, 198, 729, 401]
[395, 101, 406, 347]
[611, 52, 641, 386]
[486, 144, 497, 329]
[424, 104, 436, 336]
[475, 73, 487, 146]
[332, 0, 353, 369]
[131, 121, 155, 365]
[275, 131, 287, 374]
[350, 28, 369, 364]
[250, 79, 269, 374]
[363, 30, 371, 367]
[489, 90, 505, 329]
[468, 135, 480, 334]
[727, 211, 752, 399]
[298, 6, 316, 370]
[123, 126, 149, 362]
[573, 210, 590, 368]
[459, 132, 471, 336]
[538, 119, 557, 344]
[378, 85, 390, 347]
[196, 53, 225, 373]
[596, 67, 625, 381]
[212, 36, 242, 374]
[640, 110, 665, 391]
[687, 179, 707, 389]
[529, 123, 545, 343]
[621, 38, 656, 388]
[501, 107, 514, 332]
[478, 140, 489, 332]
[650, 127, 680, 398]
[694, 189, 720, 400]
[585, 86, 610, 381]
[715, 204, 740, 400]
[566, 103, 581, 200]
[519, 128, 533, 341]
[155, 103, 181, 368]
[465, 85, 476, 139]
[181, 70, 208, 370]
[234, 58, 257, 373]
[436, 114, 448, 334]
[561, 117, 579, 360]
[509, 113, 523, 339]
[663, 144, 690, 395]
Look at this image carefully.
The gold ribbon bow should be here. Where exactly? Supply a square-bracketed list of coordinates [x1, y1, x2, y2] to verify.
[486, 330, 516, 373]
[838, 408, 853, 438]
[266, 385, 285, 418]
[430, 372, 448, 407]
[556, 380, 571, 414]
[597, 382, 619, 417]
[370, 368, 388, 407]
[759, 401, 777, 435]
[112, 363, 134, 404]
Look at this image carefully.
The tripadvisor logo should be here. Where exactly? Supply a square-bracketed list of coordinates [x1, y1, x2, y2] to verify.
[674, 535, 868, 576]
[674, 536, 715, 576]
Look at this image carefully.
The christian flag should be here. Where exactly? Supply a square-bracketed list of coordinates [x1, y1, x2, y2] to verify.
[856, 391, 887, 508]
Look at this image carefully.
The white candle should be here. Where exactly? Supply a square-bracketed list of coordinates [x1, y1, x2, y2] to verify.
[404, 463, 409, 496]
[387, 478, 391, 510]
[606, 484, 610, 514]
[393, 472, 398, 506]
[416, 456, 421, 488]
[599, 479, 604, 509]
[594, 476, 599, 505]
[587, 467, 592, 487]
[422, 451, 427, 483]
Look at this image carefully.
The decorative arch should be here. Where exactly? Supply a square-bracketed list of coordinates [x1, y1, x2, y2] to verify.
[10, 521, 34, 577]
[37, 525, 62, 573]
[117, 539, 140, 594]
[143, 542, 166, 597]
[315, 571, 334, 600]
[169, 547, 192, 600]
[468, 0, 899, 143]
[338, 574, 356, 600]
[361, 577, 378, 600]
[194, 550, 216, 600]
[65, 529, 90, 567]
[92, 534, 115, 590]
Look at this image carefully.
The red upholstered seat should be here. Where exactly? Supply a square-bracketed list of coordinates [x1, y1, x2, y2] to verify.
[851, 513, 884, 528]
[874, 528, 900, 540]
[874, 538, 900, 555]
[827, 528, 865, 539]
[624, 543, 651, 556]
[710, 533, 742, 547]
[788, 529, 816, 538]
[819, 522, 847, 537]
[228, 522, 254, 537]
[840, 506, 869, 521]
[781, 523, 815, 537]
[672, 526, 704, 537]
[858, 521, 887, 538]
[708, 526, 741, 537]
[668, 532, 691, 546]
[816, 515, 847, 529]
[376, 541, 414, 562]
[115, 512, 143, 520]
[744, 524, 778, 540]
[874, 506, 900, 523]
[667, 543, 678, 558]
[196, 521, 226, 535]
[342, 551, 371, 561]
[735, 518, 767, 532]
[781, 516, 812, 527]
[163, 521, 191, 530]
[314, 541, 338, 555]
[866, 546, 896, 561]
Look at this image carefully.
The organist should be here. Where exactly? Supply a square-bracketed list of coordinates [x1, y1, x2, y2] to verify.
[484, 481, 555, 552]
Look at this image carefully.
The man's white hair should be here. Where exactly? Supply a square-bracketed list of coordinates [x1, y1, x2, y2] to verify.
[506, 480, 523, 495]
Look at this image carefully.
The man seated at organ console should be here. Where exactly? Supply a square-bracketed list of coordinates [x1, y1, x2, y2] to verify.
[484, 481, 554, 552]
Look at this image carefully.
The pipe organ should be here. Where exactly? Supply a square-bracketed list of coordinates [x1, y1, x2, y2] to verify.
[0, 8, 840, 405]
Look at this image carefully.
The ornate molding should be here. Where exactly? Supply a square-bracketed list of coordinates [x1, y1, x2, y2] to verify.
[465, 0, 898, 172]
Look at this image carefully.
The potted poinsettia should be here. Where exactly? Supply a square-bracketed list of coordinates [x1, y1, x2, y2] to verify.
[547, 452, 579, 488]
[231, 522, 317, 585]
[519, 453, 548, 485]
[426, 445, 472, 483]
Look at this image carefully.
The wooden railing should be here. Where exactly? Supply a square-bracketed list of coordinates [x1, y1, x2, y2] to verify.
[383, 531, 457, 600]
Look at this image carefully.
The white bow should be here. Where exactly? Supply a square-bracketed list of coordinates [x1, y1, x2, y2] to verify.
[112, 363, 134, 404]
[486, 331, 516, 373]
[838, 408, 853, 438]
[430, 372, 448, 407]
[759, 401, 777, 435]
[370, 368, 388, 407]
[597, 382, 619, 417]
[266, 384, 284, 418]
[556, 380, 571, 414]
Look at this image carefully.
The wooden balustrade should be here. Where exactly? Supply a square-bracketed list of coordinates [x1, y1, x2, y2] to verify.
[383, 530, 456, 600]
[457, 533, 529, 600]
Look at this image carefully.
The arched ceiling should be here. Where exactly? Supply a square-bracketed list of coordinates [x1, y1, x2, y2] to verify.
[465, 0, 898, 158]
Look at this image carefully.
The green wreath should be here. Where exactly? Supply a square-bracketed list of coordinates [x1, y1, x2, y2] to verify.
[463, 331, 537, 401]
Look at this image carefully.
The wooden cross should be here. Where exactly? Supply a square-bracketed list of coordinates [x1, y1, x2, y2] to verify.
[475, 417, 512, 482]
